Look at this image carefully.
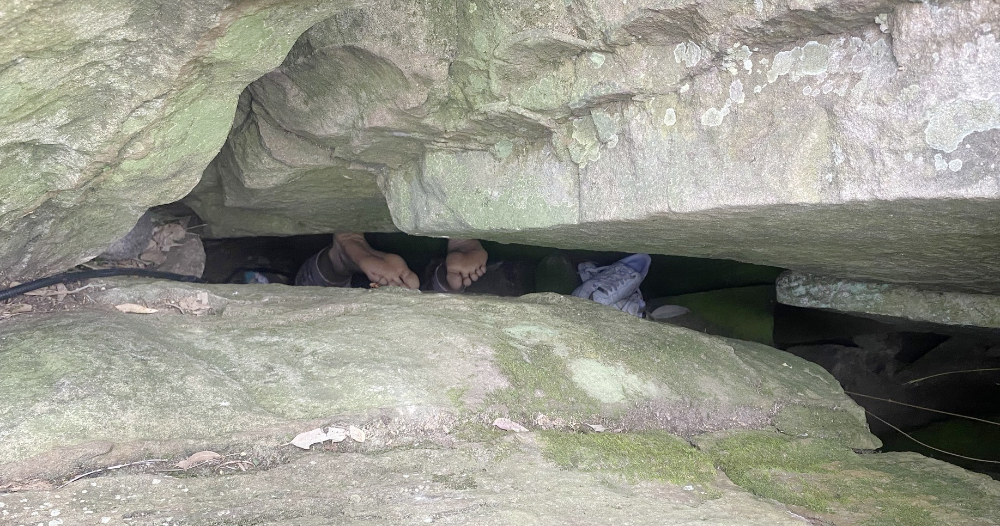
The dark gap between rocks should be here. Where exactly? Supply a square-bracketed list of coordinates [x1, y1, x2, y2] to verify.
[86, 203, 1000, 480]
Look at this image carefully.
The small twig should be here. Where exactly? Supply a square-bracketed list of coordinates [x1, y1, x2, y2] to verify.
[23, 284, 96, 297]
[218, 460, 254, 472]
[865, 410, 1000, 464]
[58, 459, 169, 488]
[844, 391, 1000, 427]
[905, 368, 1000, 385]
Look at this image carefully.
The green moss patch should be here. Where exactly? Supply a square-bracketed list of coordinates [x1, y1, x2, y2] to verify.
[540, 431, 716, 487]
[699, 431, 1000, 525]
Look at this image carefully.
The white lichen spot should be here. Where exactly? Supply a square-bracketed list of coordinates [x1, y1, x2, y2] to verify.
[700, 106, 729, 127]
[753, 85, 762, 94]
[834, 80, 849, 97]
[904, 152, 913, 162]
[663, 108, 676, 126]
[875, 13, 889, 33]
[800, 41, 830, 75]
[492, 139, 513, 160]
[925, 97, 1000, 152]
[754, 0, 763, 13]
[679, 83, 690, 93]
[949, 159, 963, 171]
[744, 59, 753, 71]
[673, 41, 702, 67]
[469, 2, 477, 13]
[832, 143, 845, 165]
[729, 79, 745, 103]
[768, 49, 799, 83]
[934, 153, 948, 171]
[802, 86, 813, 96]
[589, 52, 606, 68]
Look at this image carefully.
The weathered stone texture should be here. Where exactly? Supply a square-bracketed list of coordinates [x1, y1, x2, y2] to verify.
[777, 270, 1000, 329]
[186, 0, 1000, 292]
[0, 281, 875, 474]
[0, 282, 996, 525]
[0, 0, 344, 280]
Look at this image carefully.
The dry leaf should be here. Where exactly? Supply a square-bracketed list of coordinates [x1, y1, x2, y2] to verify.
[139, 249, 167, 265]
[11, 304, 32, 313]
[176, 450, 223, 470]
[177, 295, 211, 314]
[326, 427, 347, 443]
[290, 426, 351, 449]
[493, 418, 529, 433]
[115, 303, 158, 314]
[153, 224, 186, 250]
[349, 425, 366, 443]
[54, 283, 68, 302]
[585, 424, 605, 433]
[290, 428, 329, 450]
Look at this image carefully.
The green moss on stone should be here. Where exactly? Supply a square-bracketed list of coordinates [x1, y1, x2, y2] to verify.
[700, 431, 1000, 524]
[490, 339, 601, 421]
[540, 430, 716, 486]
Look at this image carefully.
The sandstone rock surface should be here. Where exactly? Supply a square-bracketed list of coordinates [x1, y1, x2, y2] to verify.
[0, 0, 342, 281]
[777, 270, 1000, 329]
[186, 0, 1000, 292]
[0, 281, 996, 524]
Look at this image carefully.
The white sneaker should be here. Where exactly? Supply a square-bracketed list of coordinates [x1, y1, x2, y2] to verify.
[572, 253, 651, 316]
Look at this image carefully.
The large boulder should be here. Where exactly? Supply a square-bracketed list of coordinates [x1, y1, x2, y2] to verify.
[777, 270, 1000, 329]
[0, 281, 996, 524]
[186, 0, 1000, 293]
[0, 0, 344, 281]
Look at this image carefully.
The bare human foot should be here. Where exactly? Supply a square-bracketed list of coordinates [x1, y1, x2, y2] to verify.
[445, 238, 488, 290]
[329, 232, 420, 289]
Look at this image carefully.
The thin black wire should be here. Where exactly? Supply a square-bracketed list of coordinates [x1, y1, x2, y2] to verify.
[0, 268, 203, 301]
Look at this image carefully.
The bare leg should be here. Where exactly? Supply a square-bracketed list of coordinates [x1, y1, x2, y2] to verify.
[444, 238, 488, 290]
[329, 232, 420, 289]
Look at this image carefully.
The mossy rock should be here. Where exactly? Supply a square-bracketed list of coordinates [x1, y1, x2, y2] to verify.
[697, 430, 1000, 525]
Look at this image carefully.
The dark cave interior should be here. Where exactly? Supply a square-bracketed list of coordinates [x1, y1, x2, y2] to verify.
[195, 228, 1000, 479]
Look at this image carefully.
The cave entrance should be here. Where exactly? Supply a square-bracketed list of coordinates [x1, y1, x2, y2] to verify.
[97, 203, 1000, 480]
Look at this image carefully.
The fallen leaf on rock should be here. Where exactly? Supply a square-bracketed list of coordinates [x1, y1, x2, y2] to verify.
[10, 304, 33, 313]
[585, 424, 605, 432]
[177, 451, 223, 470]
[326, 426, 348, 442]
[153, 224, 187, 250]
[115, 303, 158, 314]
[349, 425, 366, 443]
[290, 426, 351, 449]
[139, 249, 167, 265]
[291, 428, 328, 449]
[177, 294, 211, 314]
[493, 418, 529, 433]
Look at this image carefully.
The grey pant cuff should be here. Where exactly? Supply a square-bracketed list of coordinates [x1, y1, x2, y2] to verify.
[431, 262, 465, 293]
[295, 248, 352, 287]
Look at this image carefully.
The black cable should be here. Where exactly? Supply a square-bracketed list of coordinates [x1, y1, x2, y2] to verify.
[0, 268, 204, 301]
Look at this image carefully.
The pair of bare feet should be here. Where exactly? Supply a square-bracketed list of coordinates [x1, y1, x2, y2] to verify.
[327, 233, 488, 291]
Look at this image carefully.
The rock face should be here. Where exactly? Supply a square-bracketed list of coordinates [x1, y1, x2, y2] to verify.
[1, 282, 997, 524]
[3, 0, 999, 292]
[184, 0, 1000, 293]
[777, 270, 1000, 329]
[0, 0, 343, 281]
